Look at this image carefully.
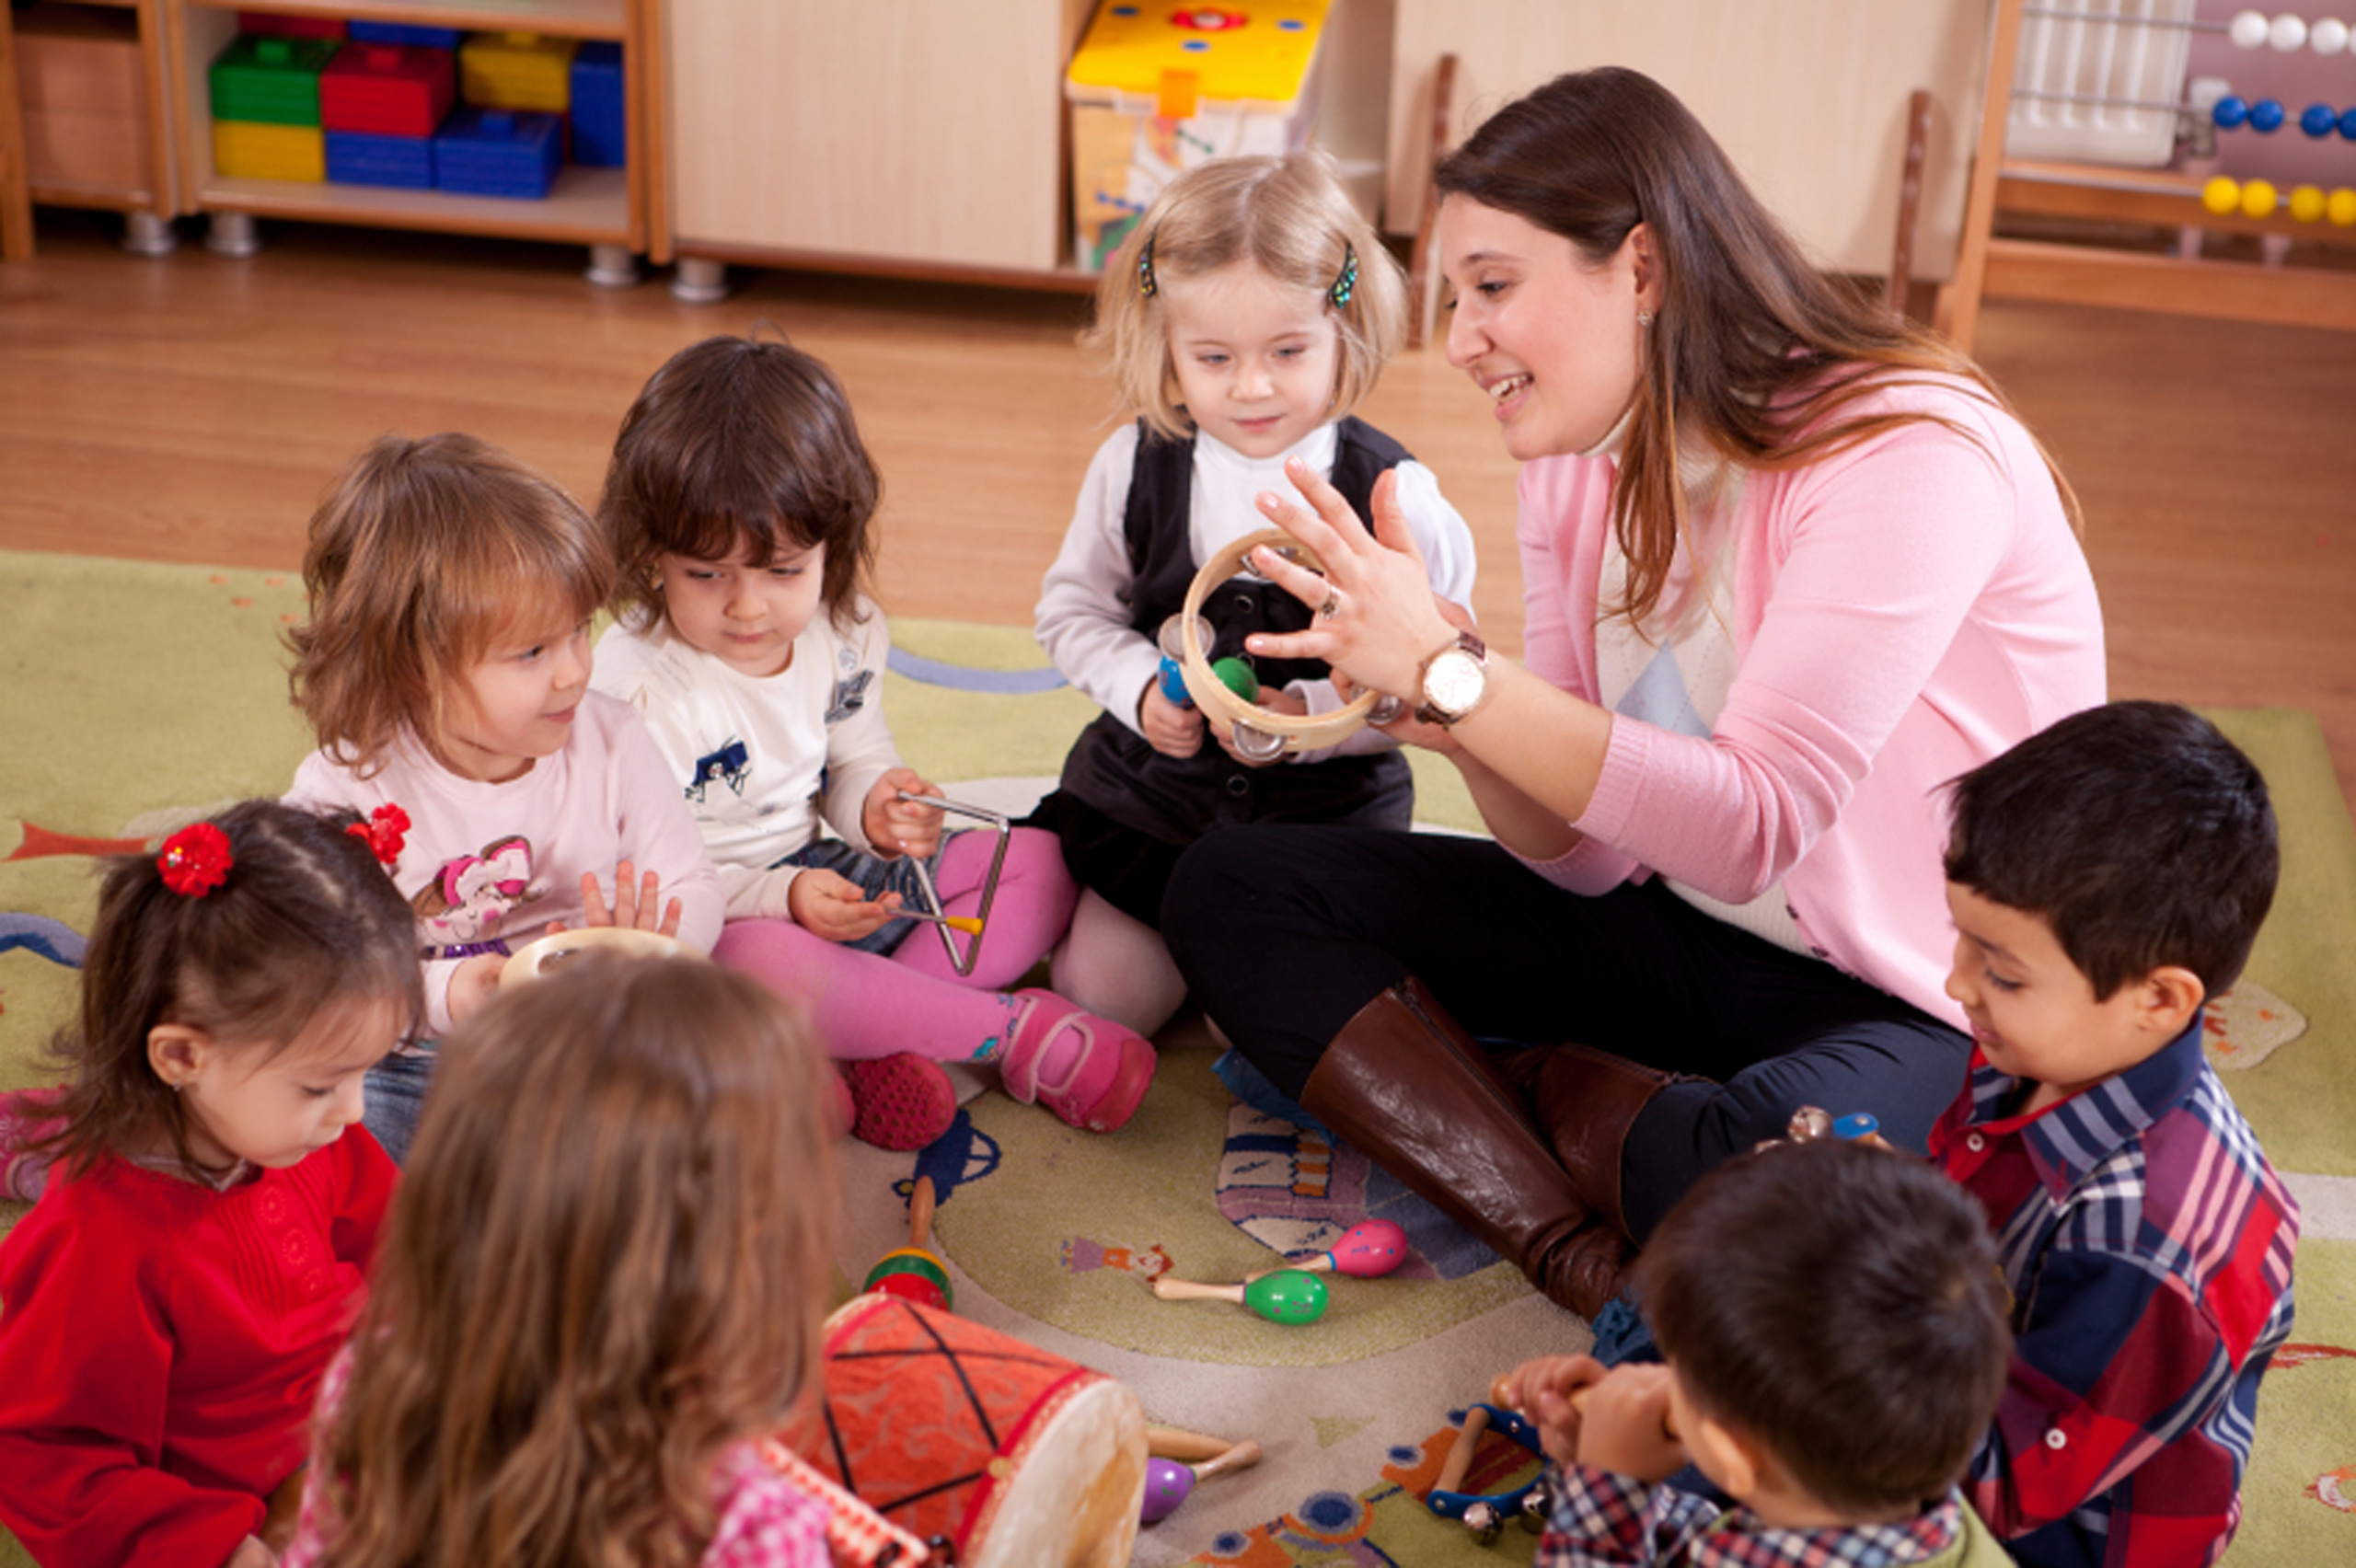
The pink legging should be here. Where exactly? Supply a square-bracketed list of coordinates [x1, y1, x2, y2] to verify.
[712, 826, 1076, 1063]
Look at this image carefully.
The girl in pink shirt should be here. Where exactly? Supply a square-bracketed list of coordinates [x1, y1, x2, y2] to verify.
[282, 433, 723, 1162]
[0, 800, 417, 1568]
[281, 958, 850, 1568]
[1163, 68, 2104, 1319]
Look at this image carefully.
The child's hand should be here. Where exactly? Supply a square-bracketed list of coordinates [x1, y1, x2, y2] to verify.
[447, 952, 505, 1022]
[789, 867, 900, 943]
[1494, 1354, 1609, 1468]
[1138, 680, 1207, 758]
[224, 1534, 279, 1568]
[866, 768, 945, 859]
[579, 862, 684, 935]
[1575, 1364, 1686, 1482]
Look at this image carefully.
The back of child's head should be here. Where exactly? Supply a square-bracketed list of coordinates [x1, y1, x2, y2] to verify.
[1087, 150, 1407, 440]
[40, 798, 421, 1178]
[1946, 700, 2278, 1000]
[601, 330, 880, 637]
[319, 956, 835, 1568]
[1634, 1140, 2011, 1517]
[289, 432, 612, 769]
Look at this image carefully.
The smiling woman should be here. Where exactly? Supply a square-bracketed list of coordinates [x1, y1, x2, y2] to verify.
[1161, 68, 2108, 1320]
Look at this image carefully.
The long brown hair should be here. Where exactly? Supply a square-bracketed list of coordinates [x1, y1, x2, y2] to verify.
[1436, 67, 2080, 625]
[288, 432, 613, 775]
[600, 330, 881, 636]
[30, 799, 421, 1181]
[313, 958, 836, 1568]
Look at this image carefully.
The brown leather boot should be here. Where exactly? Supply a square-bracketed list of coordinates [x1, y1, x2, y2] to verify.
[1299, 978, 1633, 1318]
[1505, 1043, 1707, 1239]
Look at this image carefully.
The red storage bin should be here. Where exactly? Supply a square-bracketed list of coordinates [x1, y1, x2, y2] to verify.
[319, 43, 456, 138]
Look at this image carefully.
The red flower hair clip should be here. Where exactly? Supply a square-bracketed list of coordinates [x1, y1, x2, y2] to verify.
[157, 822, 234, 898]
[347, 802, 410, 868]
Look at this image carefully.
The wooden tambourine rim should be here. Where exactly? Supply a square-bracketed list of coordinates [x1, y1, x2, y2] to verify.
[1179, 529, 1377, 754]
[497, 926, 696, 988]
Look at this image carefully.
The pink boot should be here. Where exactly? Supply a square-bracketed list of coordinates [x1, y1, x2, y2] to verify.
[1, 1088, 65, 1204]
[844, 1055, 958, 1151]
[997, 989, 1156, 1134]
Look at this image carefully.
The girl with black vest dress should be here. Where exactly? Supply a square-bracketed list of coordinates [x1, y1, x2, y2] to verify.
[1030, 152, 1476, 1040]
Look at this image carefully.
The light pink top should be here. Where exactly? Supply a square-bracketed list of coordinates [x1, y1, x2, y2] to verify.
[1510, 376, 2105, 1027]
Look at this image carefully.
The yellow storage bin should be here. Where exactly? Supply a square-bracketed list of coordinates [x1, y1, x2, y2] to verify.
[1066, 0, 1332, 271]
[213, 120, 326, 182]
[460, 31, 580, 114]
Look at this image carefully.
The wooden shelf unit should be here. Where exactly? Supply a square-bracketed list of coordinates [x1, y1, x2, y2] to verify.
[13, 0, 179, 224]
[165, 0, 664, 261]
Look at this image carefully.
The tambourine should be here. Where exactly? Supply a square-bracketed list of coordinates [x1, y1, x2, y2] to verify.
[497, 926, 695, 988]
[1178, 529, 1388, 760]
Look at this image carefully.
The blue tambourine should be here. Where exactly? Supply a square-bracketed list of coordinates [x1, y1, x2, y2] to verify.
[1426, 1403, 1553, 1542]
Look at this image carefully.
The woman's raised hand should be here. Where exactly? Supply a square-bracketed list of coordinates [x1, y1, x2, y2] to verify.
[1244, 458, 1462, 701]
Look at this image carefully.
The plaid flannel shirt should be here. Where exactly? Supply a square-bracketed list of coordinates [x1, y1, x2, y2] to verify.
[1535, 1463, 1969, 1567]
[1929, 1018, 2299, 1568]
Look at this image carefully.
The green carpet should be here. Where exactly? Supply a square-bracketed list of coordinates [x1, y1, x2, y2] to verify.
[3, 548, 2352, 1566]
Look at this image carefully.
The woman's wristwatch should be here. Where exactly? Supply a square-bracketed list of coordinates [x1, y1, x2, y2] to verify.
[1414, 630, 1491, 725]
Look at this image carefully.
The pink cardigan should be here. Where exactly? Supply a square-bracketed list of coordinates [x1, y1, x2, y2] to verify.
[1513, 377, 2105, 1028]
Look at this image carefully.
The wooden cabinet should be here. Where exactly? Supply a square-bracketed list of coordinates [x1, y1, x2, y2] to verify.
[1382, 0, 1990, 282]
[664, 0, 1091, 279]
[163, 0, 663, 268]
[10, 0, 179, 245]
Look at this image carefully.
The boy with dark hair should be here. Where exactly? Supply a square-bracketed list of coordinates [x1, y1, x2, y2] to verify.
[1501, 1139, 2016, 1566]
[1934, 700, 2296, 1567]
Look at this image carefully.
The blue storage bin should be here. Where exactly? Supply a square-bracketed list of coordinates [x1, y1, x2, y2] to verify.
[570, 41, 625, 167]
[433, 108, 563, 199]
[326, 128, 434, 189]
[348, 22, 464, 49]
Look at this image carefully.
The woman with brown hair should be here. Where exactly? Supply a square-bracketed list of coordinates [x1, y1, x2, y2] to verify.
[1162, 68, 2106, 1317]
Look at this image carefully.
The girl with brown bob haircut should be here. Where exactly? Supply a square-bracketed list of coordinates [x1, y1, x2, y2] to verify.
[280, 957, 841, 1568]
[1162, 69, 2107, 1320]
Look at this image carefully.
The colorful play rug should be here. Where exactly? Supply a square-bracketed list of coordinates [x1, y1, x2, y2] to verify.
[3, 549, 2353, 1566]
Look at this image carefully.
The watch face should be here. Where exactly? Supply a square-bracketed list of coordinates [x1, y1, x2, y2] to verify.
[1425, 648, 1485, 717]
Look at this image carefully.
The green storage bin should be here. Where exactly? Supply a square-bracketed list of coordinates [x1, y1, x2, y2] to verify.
[210, 34, 340, 127]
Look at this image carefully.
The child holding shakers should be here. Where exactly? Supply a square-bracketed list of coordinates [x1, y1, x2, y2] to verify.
[1033, 151, 1475, 1036]
[594, 334, 1154, 1143]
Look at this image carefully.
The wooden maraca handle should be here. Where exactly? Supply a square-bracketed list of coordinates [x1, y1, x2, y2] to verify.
[1192, 1439, 1264, 1483]
[1489, 1372, 1593, 1414]
[907, 1175, 935, 1251]
[1432, 1405, 1490, 1495]
[1147, 1425, 1239, 1462]
[1151, 1276, 1242, 1303]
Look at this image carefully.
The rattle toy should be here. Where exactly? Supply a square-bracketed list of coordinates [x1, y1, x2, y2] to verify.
[1245, 1217, 1408, 1282]
[862, 1176, 954, 1312]
[1140, 1439, 1264, 1525]
[496, 925, 690, 987]
[1757, 1104, 1891, 1154]
[1177, 529, 1385, 761]
[893, 790, 1011, 977]
[1151, 1267, 1328, 1324]
[1157, 614, 1270, 709]
[1426, 1401, 1552, 1544]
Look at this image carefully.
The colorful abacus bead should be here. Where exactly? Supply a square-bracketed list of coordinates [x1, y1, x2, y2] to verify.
[2213, 96, 2250, 130]
[863, 1247, 954, 1311]
[2302, 102, 2339, 137]
[2249, 98, 2287, 133]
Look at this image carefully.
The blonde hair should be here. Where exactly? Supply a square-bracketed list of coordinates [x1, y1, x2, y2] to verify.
[312, 958, 837, 1568]
[288, 433, 614, 774]
[1085, 151, 1406, 440]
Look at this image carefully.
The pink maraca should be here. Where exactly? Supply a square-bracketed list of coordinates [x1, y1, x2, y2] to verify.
[1251, 1218, 1409, 1283]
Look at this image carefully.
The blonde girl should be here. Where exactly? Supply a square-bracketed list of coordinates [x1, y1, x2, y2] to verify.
[0, 800, 419, 1568]
[283, 432, 723, 1162]
[279, 957, 838, 1568]
[1031, 150, 1476, 1039]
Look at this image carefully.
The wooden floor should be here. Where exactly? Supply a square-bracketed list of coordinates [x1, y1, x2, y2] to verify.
[5, 211, 2352, 820]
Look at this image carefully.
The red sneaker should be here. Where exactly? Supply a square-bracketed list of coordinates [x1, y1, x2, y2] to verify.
[997, 989, 1156, 1134]
[844, 1055, 957, 1151]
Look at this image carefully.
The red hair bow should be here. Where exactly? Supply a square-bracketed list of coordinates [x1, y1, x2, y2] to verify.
[347, 802, 410, 868]
[157, 822, 234, 897]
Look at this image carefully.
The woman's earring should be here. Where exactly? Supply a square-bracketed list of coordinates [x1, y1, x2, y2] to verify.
[1637, 309, 1655, 328]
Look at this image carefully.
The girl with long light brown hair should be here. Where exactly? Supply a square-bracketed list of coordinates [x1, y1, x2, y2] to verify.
[1163, 68, 2106, 1320]
[280, 956, 839, 1568]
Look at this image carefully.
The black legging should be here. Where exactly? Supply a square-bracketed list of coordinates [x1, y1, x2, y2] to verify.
[1162, 823, 1971, 1240]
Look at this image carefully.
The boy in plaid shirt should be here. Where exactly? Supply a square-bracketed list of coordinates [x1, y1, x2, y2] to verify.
[1499, 1140, 2017, 1567]
[1932, 700, 2297, 1567]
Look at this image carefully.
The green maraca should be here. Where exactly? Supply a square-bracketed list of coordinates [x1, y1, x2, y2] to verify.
[1152, 1266, 1328, 1325]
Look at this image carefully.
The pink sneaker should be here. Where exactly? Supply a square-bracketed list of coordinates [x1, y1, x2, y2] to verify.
[844, 1055, 958, 1151]
[997, 989, 1156, 1134]
[2, 1088, 65, 1204]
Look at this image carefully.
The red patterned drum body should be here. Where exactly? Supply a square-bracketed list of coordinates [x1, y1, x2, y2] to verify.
[810, 1295, 1146, 1568]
